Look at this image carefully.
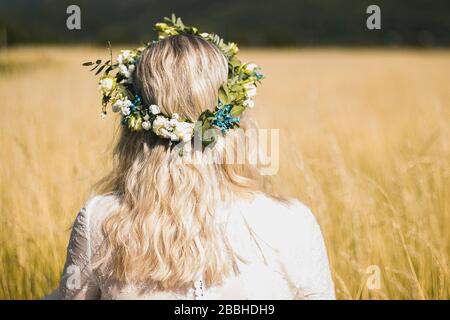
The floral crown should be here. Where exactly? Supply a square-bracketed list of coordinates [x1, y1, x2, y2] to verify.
[84, 14, 264, 146]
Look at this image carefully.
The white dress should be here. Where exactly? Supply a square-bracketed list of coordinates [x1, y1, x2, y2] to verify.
[50, 192, 335, 300]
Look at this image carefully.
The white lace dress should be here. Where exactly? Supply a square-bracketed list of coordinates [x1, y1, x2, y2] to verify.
[49, 192, 335, 300]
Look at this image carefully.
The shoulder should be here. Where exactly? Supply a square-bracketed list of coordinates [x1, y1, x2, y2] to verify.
[240, 192, 321, 249]
[82, 194, 120, 215]
[243, 192, 319, 231]
[74, 194, 120, 236]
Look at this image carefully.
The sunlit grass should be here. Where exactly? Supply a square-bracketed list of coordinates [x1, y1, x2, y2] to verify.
[0, 46, 449, 299]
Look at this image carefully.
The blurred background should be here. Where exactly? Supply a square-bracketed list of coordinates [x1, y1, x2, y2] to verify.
[0, 0, 449, 299]
[1, 0, 450, 46]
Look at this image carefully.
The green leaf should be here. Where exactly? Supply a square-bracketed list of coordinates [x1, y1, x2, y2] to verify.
[218, 87, 229, 104]
[219, 86, 226, 96]
[102, 95, 110, 105]
[202, 127, 217, 147]
[95, 64, 106, 75]
[199, 109, 214, 122]
[230, 105, 245, 117]
[104, 66, 113, 75]
[229, 57, 240, 68]
[176, 17, 184, 30]
[231, 84, 242, 92]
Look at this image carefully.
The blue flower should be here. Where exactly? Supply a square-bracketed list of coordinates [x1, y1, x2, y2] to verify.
[129, 94, 142, 113]
[211, 104, 240, 133]
[133, 94, 142, 104]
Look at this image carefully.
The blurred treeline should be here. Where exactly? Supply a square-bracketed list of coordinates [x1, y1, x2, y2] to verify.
[0, 0, 449, 46]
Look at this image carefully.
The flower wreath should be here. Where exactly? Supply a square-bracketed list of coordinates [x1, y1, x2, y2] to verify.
[84, 14, 264, 146]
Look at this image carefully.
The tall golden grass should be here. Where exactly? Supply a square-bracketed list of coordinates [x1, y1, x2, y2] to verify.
[0, 46, 449, 299]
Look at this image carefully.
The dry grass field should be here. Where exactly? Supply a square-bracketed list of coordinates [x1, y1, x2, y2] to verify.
[0, 46, 449, 299]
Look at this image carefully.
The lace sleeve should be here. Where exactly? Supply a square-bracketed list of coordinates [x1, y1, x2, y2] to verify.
[58, 200, 101, 299]
[280, 201, 336, 300]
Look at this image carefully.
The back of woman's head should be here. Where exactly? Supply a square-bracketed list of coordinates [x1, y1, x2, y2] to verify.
[136, 34, 228, 120]
[95, 34, 261, 289]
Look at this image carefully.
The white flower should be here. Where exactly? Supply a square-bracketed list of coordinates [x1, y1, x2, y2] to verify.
[244, 83, 257, 97]
[149, 104, 160, 115]
[174, 122, 194, 142]
[243, 99, 255, 108]
[112, 100, 123, 113]
[117, 50, 137, 71]
[159, 128, 178, 141]
[158, 127, 169, 138]
[122, 106, 131, 116]
[245, 63, 257, 72]
[152, 115, 168, 133]
[122, 50, 131, 59]
[99, 77, 114, 94]
[246, 88, 257, 97]
[123, 99, 132, 107]
[200, 33, 209, 38]
[142, 121, 151, 130]
[119, 64, 130, 78]
[119, 50, 134, 63]
[151, 114, 195, 142]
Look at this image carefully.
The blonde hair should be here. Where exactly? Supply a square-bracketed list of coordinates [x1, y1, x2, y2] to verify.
[94, 34, 266, 290]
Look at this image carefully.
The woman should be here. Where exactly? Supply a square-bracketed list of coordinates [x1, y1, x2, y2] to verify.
[52, 17, 335, 300]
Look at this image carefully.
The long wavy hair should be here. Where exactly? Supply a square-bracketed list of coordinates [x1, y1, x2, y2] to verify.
[94, 34, 267, 290]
